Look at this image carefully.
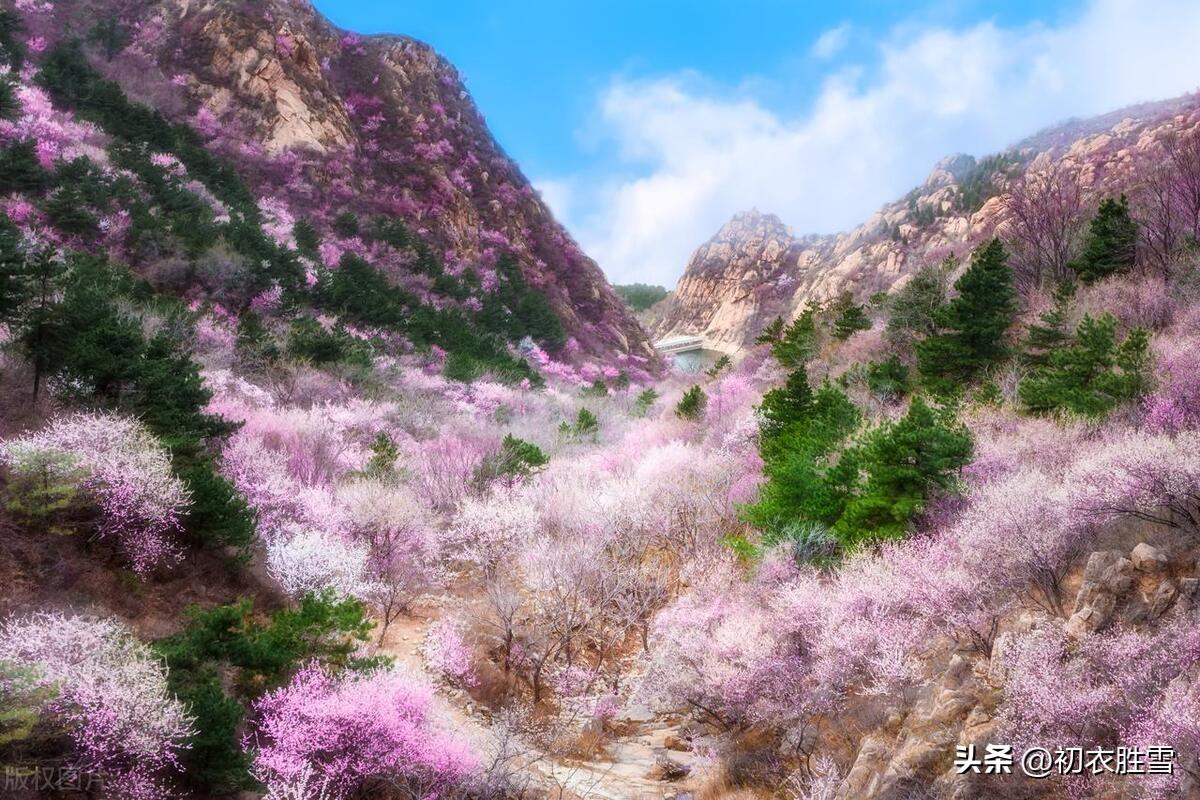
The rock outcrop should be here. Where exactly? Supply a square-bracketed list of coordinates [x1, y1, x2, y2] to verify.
[26, 0, 655, 362]
[654, 93, 1200, 352]
[833, 539, 1195, 800]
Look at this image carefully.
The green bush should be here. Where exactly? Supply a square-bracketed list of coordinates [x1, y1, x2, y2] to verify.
[865, 355, 911, 400]
[0, 140, 47, 193]
[362, 432, 401, 480]
[1071, 196, 1138, 284]
[917, 239, 1017, 395]
[155, 593, 383, 793]
[478, 434, 549, 484]
[3, 450, 84, 535]
[560, 407, 600, 441]
[331, 210, 360, 238]
[580, 378, 609, 397]
[1018, 313, 1150, 418]
[631, 387, 659, 417]
[675, 385, 707, 421]
[287, 317, 372, 368]
[834, 398, 972, 545]
[705, 354, 732, 379]
[884, 259, 952, 353]
[831, 295, 871, 340]
[0, 9, 26, 69]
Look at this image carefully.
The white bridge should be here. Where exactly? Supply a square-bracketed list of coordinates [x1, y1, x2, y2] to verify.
[653, 334, 706, 355]
[654, 334, 721, 372]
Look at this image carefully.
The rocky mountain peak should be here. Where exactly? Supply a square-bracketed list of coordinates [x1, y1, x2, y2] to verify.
[924, 153, 976, 188]
[654, 91, 1200, 353]
[22, 0, 656, 365]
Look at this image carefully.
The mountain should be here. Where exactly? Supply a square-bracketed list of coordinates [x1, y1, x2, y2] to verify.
[15, 0, 655, 366]
[653, 91, 1200, 351]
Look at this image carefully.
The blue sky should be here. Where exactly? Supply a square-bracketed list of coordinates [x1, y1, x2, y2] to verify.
[315, 1, 1200, 287]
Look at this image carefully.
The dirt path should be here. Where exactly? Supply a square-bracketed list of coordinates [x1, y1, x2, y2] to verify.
[375, 613, 703, 800]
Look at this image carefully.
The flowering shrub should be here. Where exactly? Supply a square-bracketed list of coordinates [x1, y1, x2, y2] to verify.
[0, 612, 193, 800]
[0, 412, 189, 574]
[266, 525, 377, 601]
[422, 618, 476, 687]
[1143, 335, 1200, 432]
[251, 664, 477, 799]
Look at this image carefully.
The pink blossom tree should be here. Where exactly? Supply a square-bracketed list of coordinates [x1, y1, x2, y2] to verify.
[250, 664, 477, 800]
[0, 412, 189, 574]
[1067, 431, 1200, 539]
[0, 612, 194, 800]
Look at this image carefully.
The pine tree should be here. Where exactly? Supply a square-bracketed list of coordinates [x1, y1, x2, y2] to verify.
[631, 388, 659, 417]
[0, 76, 18, 121]
[88, 18, 131, 61]
[332, 211, 359, 238]
[917, 239, 1017, 394]
[831, 294, 871, 340]
[1021, 279, 1075, 368]
[43, 185, 98, 238]
[54, 257, 144, 399]
[885, 257, 952, 353]
[0, 215, 25, 322]
[675, 385, 707, 421]
[772, 304, 820, 367]
[758, 368, 814, 441]
[292, 217, 320, 258]
[865, 355, 911, 400]
[1018, 313, 1150, 418]
[1071, 195, 1138, 284]
[754, 316, 785, 345]
[132, 331, 237, 455]
[0, 9, 26, 70]
[744, 381, 862, 534]
[836, 397, 972, 545]
[0, 141, 47, 193]
[14, 250, 67, 399]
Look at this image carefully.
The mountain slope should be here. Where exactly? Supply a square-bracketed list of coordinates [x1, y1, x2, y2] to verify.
[17, 0, 655, 366]
[653, 91, 1200, 352]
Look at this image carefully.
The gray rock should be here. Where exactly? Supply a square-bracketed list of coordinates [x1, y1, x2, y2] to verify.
[651, 750, 691, 781]
[1066, 551, 1135, 637]
[1131, 542, 1169, 573]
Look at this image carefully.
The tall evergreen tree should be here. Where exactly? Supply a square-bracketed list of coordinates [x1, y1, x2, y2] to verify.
[0, 141, 47, 193]
[754, 316, 785, 345]
[757, 367, 814, 442]
[0, 9, 26, 69]
[0, 215, 25, 322]
[14, 250, 67, 399]
[771, 304, 820, 367]
[1021, 279, 1076, 368]
[1018, 313, 1150, 418]
[835, 397, 973, 545]
[884, 257, 952, 353]
[917, 238, 1017, 394]
[831, 293, 872, 340]
[1071, 195, 1138, 284]
[43, 184, 98, 238]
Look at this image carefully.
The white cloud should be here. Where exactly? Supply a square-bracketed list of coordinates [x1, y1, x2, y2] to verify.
[541, 0, 1200, 288]
[811, 23, 851, 60]
[533, 178, 573, 223]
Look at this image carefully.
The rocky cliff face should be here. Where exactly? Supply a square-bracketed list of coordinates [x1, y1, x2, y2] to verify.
[22, 0, 654, 362]
[653, 93, 1200, 352]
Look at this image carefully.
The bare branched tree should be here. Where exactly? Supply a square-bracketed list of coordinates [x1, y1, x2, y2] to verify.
[1002, 159, 1086, 290]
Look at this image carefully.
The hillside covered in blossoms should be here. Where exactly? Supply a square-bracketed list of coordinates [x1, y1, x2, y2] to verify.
[3, 2, 1200, 800]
